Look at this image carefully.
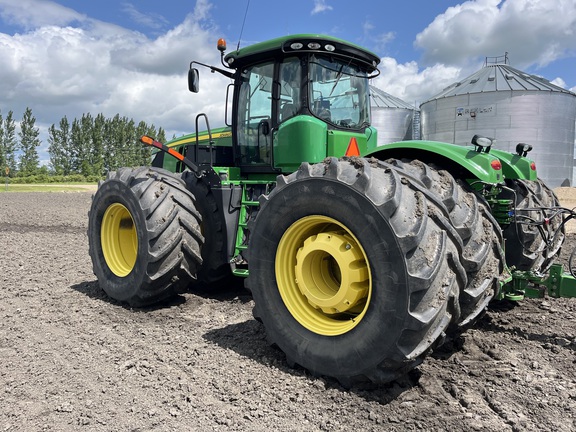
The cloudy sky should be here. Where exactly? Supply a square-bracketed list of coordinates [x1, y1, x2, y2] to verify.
[1, 0, 575, 164]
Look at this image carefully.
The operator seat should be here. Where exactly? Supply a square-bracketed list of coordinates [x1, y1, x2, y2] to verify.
[280, 103, 297, 122]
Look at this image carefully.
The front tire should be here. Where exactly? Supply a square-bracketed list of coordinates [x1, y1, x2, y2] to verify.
[385, 159, 505, 327]
[88, 167, 203, 306]
[248, 157, 466, 385]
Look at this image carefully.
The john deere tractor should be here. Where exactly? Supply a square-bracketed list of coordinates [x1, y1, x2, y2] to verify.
[88, 34, 575, 385]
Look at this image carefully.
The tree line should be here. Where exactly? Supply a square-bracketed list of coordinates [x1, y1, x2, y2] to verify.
[0, 107, 166, 180]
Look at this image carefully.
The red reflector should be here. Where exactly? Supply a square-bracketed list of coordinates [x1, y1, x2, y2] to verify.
[491, 160, 502, 170]
[530, 162, 536, 171]
[345, 137, 360, 157]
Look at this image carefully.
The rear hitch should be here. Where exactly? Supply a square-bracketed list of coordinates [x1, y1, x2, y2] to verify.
[501, 264, 576, 300]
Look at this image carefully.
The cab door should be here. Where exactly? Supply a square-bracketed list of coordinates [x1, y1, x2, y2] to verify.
[236, 62, 274, 167]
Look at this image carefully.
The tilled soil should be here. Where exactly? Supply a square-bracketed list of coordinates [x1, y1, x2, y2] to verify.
[1, 191, 575, 432]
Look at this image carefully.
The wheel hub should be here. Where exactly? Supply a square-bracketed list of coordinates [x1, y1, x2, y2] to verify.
[101, 203, 138, 277]
[295, 232, 368, 314]
[275, 215, 371, 336]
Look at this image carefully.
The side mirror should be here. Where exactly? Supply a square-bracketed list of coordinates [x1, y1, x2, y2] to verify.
[188, 68, 199, 93]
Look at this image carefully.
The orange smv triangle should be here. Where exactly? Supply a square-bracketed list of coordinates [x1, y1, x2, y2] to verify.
[345, 137, 360, 157]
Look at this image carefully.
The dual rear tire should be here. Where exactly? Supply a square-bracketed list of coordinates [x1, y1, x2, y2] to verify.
[248, 157, 470, 384]
[502, 178, 564, 273]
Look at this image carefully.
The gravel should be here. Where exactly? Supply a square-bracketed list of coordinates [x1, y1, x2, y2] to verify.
[1, 191, 575, 431]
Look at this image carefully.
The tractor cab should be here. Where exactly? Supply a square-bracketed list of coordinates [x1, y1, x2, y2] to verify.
[189, 35, 381, 174]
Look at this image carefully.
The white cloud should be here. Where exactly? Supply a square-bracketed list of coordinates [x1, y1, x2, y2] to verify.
[415, 0, 576, 70]
[121, 2, 169, 30]
[0, 0, 85, 29]
[372, 57, 462, 105]
[311, 0, 333, 15]
[0, 0, 230, 163]
[363, 20, 395, 53]
[551, 77, 567, 89]
[0, 0, 226, 125]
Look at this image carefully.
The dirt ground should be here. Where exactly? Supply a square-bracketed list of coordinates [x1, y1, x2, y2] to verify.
[1, 190, 575, 432]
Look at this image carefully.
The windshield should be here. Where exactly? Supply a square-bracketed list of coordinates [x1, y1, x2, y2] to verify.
[308, 55, 371, 129]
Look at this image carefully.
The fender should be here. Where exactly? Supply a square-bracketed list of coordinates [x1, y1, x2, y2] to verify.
[364, 140, 504, 184]
[489, 148, 538, 181]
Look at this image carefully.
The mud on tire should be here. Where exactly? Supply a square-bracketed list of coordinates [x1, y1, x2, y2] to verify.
[502, 178, 565, 273]
[181, 172, 231, 285]
[88, 167, 203, 307]
[385, 159, 506, 327]
[247, 157, 466, 385]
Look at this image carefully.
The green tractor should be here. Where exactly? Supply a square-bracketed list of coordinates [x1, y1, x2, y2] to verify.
[88, 34, 575, 385]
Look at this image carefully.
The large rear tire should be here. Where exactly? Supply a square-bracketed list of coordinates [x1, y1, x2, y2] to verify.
[385, 159, 505, 327]
[88, 167, 203, 307]
[502, 178, 565, 273]
[181, 172, 232, 285]
[247, 157, 466, 385]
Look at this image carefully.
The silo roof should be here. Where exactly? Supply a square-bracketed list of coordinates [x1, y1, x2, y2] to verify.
[426, 64, 576, 101]
[370, 85, 417, 109]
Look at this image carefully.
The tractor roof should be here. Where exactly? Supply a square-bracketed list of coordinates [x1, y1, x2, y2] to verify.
[224, 34, 380, 72]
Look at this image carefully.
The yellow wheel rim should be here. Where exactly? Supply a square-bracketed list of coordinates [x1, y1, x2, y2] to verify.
[275, 216, 371, 336]
[101, 203, 138, 277]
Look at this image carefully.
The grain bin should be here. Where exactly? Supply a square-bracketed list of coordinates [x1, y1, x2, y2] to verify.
[420, 61, 576, 187]
[370, 86, 419, 144]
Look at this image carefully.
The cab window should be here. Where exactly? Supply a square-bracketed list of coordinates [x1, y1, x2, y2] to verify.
[308, 55, 370, 129]
[237, 62, 274, 164]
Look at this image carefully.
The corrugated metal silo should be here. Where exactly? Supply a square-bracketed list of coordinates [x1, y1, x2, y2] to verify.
[420, 62, 576, 187]
[370, 86, 419, 144]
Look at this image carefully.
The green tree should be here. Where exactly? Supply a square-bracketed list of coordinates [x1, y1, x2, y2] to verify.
[18, 107, 41, 176]
[47, 124, 61, 174]
[123, 117, 136, 167]
[78, 113, 94, 177]
[3, 111, 18, 176]
[135, 120, 153, 166]
[104, 114, 123, 172]
[0, 111, 5, 172]
[157, 127, 167, 144]
[90, 113, 105, 177]
[69, 118, 82, 174]
[58, 116, 72, 175]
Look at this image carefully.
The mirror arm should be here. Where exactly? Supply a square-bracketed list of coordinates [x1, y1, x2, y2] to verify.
[190, 61, 235, 79]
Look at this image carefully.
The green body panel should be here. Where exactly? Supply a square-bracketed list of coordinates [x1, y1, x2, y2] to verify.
[224, 33, 380, 68]
[166, 127, 233, 148]
[364, 140, 504, 184]
[489, 148, 538, 181]
[160, 151, 178, 173]
[274, 116, 328, 171]
[326, 129, 372, 158]
[212, 166, 241, 183]
[273, 116, 376, 172]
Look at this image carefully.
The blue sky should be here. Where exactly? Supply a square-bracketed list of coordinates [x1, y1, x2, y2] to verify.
[0, 0, 575, 164]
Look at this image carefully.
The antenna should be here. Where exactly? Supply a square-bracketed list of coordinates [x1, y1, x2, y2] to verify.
[237, 0, 251, 51]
